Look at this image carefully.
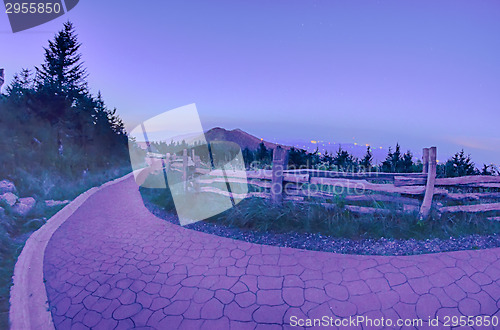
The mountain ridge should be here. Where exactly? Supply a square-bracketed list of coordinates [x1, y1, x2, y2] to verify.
[204, 127, 289, 151]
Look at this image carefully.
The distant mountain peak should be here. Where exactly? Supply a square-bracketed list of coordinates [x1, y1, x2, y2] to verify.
[204, 127, 288, 150]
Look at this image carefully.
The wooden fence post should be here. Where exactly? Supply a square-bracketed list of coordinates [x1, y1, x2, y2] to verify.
[182, 149, 188, 192]
[419, 147, 437, 220]
[191, 148, 198, 168]
[271, 146, 289, 204]
[165, 153, 171, 172]
[422, 148, 429, 174]
[191, 150, 201, 193]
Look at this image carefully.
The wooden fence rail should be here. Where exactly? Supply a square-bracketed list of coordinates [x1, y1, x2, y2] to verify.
[149, 145, 500, 219]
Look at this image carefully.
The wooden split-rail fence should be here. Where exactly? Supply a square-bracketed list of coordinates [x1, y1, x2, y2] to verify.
[156, 146, 500, 220]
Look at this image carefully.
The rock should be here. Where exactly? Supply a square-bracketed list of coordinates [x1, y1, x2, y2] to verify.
[0, 192, 18, 207]
[12, 197, 36, 217]
[0, 212, 14, 231]
[44, 200, 70, 208]
[23, 218, 45, 230]
[0, 180, 16, 194]
[19, 197, 36, 208]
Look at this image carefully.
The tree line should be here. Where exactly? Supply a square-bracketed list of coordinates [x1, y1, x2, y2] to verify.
[0, 22, 129, 197]
[242, 142, 498, 178]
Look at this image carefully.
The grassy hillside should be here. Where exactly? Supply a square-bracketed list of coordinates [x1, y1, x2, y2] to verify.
[0, 22, 132, 328]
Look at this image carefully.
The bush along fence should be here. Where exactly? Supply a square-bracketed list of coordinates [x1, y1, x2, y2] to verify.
[147, 145, 500, 220]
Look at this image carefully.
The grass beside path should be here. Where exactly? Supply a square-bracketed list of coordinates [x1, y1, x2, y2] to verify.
[139, 172, 500, 241]
[0, 166, 131, 329]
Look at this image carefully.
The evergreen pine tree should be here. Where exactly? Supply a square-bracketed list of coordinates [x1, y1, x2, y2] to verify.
[445, 150, 477, 177]
[333, 145, 357, 171]
[35, 21, 87, 101]
[360, 146, 373, 170]
[7, 68, 34, 100]
[256, 142, 270, 163]
[288, 147, 308, 168]
[481, 164, 493, 176]
[242, 147, 255, 168]
[381, 147, 394, 172]
[401, 150, 414, 173]
[382, 143, 407, 172]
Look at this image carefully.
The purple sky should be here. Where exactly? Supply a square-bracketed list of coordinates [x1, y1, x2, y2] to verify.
[2, 0, 500, 165]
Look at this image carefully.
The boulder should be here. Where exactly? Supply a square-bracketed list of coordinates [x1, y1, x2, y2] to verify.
[0, 180, 16, 194]
[12, 197, 36, 217]
[0, 192, 18, 207]
[44, 200, 70, 208]
[23, 218, 46, 230]
[0, 212, 14, 231]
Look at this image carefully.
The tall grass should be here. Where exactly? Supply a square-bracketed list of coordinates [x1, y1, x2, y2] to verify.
[0, 166, 131, 328]
[0, 224, 17, 328]
[12, 165, 131, 201]
[140, 178, 500, 241]
[208, 198, 500, 240]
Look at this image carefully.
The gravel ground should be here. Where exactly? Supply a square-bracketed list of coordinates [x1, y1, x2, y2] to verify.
[144, 201, 500, 256]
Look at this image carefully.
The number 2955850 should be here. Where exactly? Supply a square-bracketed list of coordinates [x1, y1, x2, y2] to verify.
[5, 2, 62, 14]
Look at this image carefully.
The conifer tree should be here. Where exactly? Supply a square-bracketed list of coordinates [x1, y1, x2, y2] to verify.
[360, 146, 373, 170]
[481, 164, 493, 176]
[445, 150, 477, 177]
[333, 145, 357, 171]
[256, 142, 271, 163]
[35, 21, 87, 101]
[401, 150, 414, 173]
[7, 68, 34, 99]
[382, 144, 402, 172]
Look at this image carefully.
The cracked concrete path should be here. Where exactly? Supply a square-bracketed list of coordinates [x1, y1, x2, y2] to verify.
[43, 176, 500, 329]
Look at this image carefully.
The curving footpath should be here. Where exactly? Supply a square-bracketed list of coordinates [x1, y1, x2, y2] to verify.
[40, 176, 500, 329]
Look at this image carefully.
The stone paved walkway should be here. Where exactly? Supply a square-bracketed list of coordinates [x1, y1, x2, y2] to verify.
[43, 176, 500, 329]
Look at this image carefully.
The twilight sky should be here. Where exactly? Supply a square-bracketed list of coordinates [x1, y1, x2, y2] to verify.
[2, 0, 500, 165]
